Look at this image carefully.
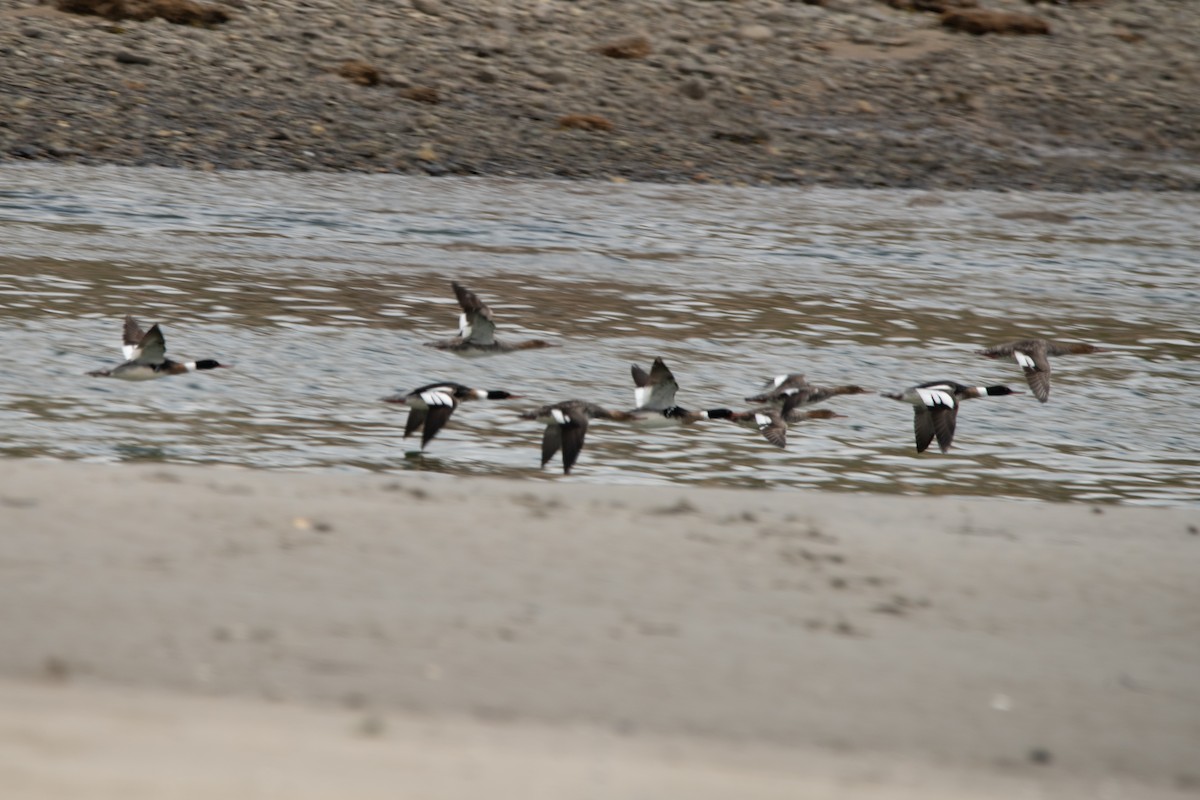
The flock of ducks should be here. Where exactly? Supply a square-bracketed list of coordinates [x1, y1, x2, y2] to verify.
[88, 281, 1108, 474]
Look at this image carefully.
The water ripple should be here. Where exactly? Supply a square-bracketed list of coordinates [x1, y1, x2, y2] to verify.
[0, 165, 1197, 505]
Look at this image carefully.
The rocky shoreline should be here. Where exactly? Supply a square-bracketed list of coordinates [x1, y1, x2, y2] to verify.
[1, 0, 1198, 190]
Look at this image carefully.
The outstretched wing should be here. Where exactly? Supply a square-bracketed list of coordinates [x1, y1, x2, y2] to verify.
[414, 389, 458, 449]
[1013, 349, 1052, 403]
[131, 324, 167, 365]
[930, 406, 958, 453]
[452, 282, 497, 346]
[632, 358, 679, 410]
[754, 411, 787, 449]
[558, 410, 590, 474]
[420, 404, 455, 449]
[913, 408, 936, 453]
[540, 424, 562, 468]
[404, 409, 428, 440]
[122, 315, 146, 360]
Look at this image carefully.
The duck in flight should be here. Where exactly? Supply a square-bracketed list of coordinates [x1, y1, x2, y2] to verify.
[978, 338, 1107, 403]
[713, 395, 845, 449]
[519, 400, 641, 474]
[87, 315, 228, 380]
[425, 281, 557, 355]
[382, 382, 520, 450]
[629, 357, 730, 426]
[882, 381, 1019, 453]
[745, 373, 869, 407]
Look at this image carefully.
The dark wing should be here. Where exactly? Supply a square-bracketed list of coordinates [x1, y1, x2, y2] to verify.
[122, 315, 146, 360]
[403, 408, 427, 439]
[631, 364, 651, 387]
[913, 408, 936, 453]
[930, 405, 958, 453]
[420, 404, 456, 449]
[540, 424, 562, 468]
[452, 282, 497, 346]
[558, 410, 590, 474]
[132, 324, 167, 365]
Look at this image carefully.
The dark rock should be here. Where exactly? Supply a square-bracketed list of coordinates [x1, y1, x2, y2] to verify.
[399, 86, 441, 104]
[55, 0, 230, 26]
[558, 114, 615, 132]
[713, 129, 770, 145]
[679, 77, 707, 100]
[337, 60, 382, 86]
[597, 35, 652, 59]
[114, 51, 152, 65]
[942, 9, 1051, 35]
[885, 0, 976, 11]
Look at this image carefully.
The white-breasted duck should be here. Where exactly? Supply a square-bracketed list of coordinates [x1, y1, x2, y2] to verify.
[382, 381, 520, 450]
[978, 338, 1107, 403]
[519, 400, 640, 474]
[711, 395, 845, 449]
[882, 381, 1019, 453]
[87, 315, 228, 380]
[745, 373, 869, 406]
[425, 281, 556, 355]
[629, 357, 730, 427]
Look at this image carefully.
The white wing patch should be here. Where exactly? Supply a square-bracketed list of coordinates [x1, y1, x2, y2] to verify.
[634, 386, 651, 409]
[122, 344, 138, 361]
[551, 408, 568, 425]
[754, 412, 773, 428]
[458, 313, 472, 339]
[915, 388, 955, 408]
[1015, 351, 1036, 369]
[419, 390, 455, 407]
[772, 375, 787, 388]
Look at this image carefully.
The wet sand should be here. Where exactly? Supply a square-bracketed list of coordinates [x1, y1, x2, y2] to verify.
[0, 458, 1197, 797]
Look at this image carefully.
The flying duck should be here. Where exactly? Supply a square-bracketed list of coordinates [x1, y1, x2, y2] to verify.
[519, 400, 640, 474]
[882, 381, 1019, 453]
[745, 373, 869, 406]
[978, 339, 1107, 403]
[382, 382, 519, 450]
[711, 396, 845, 449]
[629, 357, 729, 426]
[87, 315, 228, 380]
[425, 281, 556, 355]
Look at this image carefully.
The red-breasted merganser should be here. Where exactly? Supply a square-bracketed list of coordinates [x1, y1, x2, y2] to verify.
[519, 400, 640, 474]
[382, 382, 519, 450]
[978, 339, 1107, 403]
[745, 373, 869, 406]
[630, 357, 730, 426]
[882, 381, 1019, 453]
[425, 281, 557, 355]
[87, 315, 228, 380]
[710, 397, 844, 448]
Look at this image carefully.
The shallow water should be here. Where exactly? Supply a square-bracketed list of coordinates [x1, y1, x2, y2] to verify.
[0, 165, 1197, 505]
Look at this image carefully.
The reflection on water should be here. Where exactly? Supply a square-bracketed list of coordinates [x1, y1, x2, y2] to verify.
[0, 165, 1197, 505]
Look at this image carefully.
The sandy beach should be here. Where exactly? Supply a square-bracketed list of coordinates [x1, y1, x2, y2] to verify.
[1, 457, 1197, 797]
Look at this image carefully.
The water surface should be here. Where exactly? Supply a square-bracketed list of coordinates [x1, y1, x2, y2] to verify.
[1, 165, 1197, 505]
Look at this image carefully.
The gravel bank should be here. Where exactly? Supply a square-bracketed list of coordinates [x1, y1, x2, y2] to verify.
[1, 0, 1198, 189]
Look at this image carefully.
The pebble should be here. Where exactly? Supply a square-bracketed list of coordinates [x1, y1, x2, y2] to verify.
[738, 25, 774, 42]
[0, 0, 1189, 191]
